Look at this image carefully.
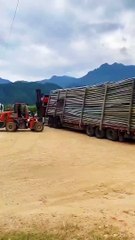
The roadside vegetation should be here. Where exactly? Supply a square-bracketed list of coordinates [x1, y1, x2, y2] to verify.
[28, 105, 37, 114]
[0, 223, 133, 240]
[4, 104, 37, 115]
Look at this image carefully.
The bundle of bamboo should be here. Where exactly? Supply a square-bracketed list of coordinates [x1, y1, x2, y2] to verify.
[47, 78, 135, 131]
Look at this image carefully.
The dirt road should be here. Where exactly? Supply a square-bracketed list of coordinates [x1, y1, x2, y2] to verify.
[0, 127, 135, 233]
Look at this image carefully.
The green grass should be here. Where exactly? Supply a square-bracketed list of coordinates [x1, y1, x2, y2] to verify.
[0, 233, 62, 240]
[0, 224, 133, 240]
[28, 105, 37, 114]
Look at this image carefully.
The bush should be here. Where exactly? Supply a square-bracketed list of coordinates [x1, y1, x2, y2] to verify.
[28, 105, 37, 114]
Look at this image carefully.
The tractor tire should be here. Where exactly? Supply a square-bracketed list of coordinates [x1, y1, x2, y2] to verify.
[106, 128, 118, 141]
[31, 129, 35, 132]
[95, 126, 105, 139]
[6, 122, 17, 132]
[86, 125, 95, 136]
[34, 122, 44, 132]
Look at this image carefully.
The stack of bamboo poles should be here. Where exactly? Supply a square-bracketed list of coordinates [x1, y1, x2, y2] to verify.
[131, 89, 135, 129]
[56, 91, 66, 115]
[47, 91, 59, 115]
[103, 80, 133, 127]
[47, 78, 135, 130]
[83, 85, 105, 124]
[63, 88, 85, 123]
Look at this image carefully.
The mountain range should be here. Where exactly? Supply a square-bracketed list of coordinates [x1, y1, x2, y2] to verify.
[0, 77, 11, 84]
[40, 62, 135, 87]
[0, 81, 60, 104]
[1, 62, 135, 104]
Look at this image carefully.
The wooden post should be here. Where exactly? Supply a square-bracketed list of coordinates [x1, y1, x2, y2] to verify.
[46, 95, 51, 115]
[61, 90, 68, 123]
[80, 88, 87, 126]
[54, 90, 60, 117]
[127, 80, 134, 134]
[100, 84, 108, 130]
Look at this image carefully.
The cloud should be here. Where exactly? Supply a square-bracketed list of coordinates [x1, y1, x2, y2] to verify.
[0, 0, 135, 81]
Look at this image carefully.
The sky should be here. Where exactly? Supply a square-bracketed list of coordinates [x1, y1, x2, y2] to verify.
[0, 0, 135, 81]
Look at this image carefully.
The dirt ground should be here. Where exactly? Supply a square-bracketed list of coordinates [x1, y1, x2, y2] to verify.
[0, 127, 135, 234]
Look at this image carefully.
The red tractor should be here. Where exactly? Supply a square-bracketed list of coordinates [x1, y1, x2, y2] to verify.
[0, 103, 44, 132]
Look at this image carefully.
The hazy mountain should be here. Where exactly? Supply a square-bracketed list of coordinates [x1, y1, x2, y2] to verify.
[0, 77, 11, 84]
[0, 82, 60, 104]
[76, 62, 135, 87]
[40, 75, 76, 88]
[1, 62, 135, 104]
[39, 63, 135, 88]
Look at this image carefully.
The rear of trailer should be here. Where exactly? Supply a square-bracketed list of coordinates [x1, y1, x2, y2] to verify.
[46, 78, 135, 141]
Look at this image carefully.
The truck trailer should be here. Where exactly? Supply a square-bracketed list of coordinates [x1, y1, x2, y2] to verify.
[46, 78, 135, 141]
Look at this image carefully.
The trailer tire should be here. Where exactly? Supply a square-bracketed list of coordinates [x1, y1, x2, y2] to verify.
[119, 132, 125, 142]
[48, 116, 54, 128]
[53, 117, 62, 128]
[86, 125, 95, 136]
[106, 129, 118, 141]
[95, 127, 105, 139]
[34, 122, 44, 132]
[6, 122, 17, 132]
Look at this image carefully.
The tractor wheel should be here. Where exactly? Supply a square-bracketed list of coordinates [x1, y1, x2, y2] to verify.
[95, 126, 105, 139]
[86, 125, 95, 136]
[31, 129, 35, 132]
[34, 122, 44, 132]
[106, 128, 118, 141]
[6, 122, 17, 132]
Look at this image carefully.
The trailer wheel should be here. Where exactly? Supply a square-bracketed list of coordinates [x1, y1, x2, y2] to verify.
[119, 132, 125, 142]
[6, 122, 17, 132]
[86, 125, 95, 136]
[95, 127, 105, 139]
[48, 116, 54, 128]
[53, 117, 62, 128]
[106, 129, 118, 141]
[34, 122, 44, 132]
